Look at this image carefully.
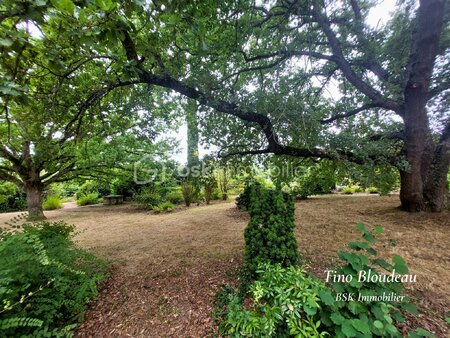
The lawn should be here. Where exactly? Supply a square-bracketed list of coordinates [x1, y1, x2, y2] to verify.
[1, 194, 448, 337]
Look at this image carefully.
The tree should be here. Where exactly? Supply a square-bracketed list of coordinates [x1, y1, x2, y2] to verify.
[4, 0, 449, 212]
[0, 3, 175, 218]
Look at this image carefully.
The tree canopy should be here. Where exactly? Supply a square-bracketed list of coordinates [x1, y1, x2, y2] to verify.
[1, 0, 449, 215]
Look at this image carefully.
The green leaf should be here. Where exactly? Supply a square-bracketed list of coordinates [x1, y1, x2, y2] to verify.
[401, 303, 418, 315]
[373, 320, 383, 329]
[51, 0, 75, 15]
[350, 318, 370, 334]
[392, 255, 409, 274]
[408, 328, 436, 338]
[318, 289, 334, 306]
[330, 313, 345, 325]
[342, 321, 358, 337]
[373, 226, 384, 234]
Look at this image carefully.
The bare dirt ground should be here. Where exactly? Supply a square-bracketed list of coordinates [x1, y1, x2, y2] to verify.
[0, 195, 448, 337]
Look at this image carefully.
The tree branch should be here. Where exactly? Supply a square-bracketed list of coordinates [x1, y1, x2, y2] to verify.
[320, 103, 380, 124]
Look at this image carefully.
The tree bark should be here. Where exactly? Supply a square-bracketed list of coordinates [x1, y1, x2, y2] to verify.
[399, 0, 446, 212]
[25, 183, 45, 220]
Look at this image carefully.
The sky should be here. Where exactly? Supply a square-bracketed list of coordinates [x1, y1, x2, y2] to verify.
[170, 0, 398, 164]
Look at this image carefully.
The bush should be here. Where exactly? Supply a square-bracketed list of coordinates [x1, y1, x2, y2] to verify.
[133, 187, 162, 209]
[165, 188, 184, 204]
[76, 193, 100, 206]
[367, 186, 379, 194]
[0, 181, 26, 213]
[152, 201, 174, 213]
[342, 186, 354, 194]
[42, 195, 63, 210]
[243, 184, 299, 281]
[182, 181, 194, 207]
[75, 181, 111, 199]
[0, 220, 107, 337]
[318, 224, 421, 337]
[216, 264, 328, 337]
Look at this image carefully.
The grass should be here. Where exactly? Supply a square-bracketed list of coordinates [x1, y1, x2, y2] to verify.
[43, 195, 63, 210]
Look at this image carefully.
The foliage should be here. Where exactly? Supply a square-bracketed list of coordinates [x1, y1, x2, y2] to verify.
[133, 186, 162, 209]
[43, 195, 63, 210]
[181, 181, 195, 207]
[243, 183, 299, 280]
[217, 264, 328, 337]
[0, 220, 107, 337]
[290, 162, 336, 199]
[0, 181, 26, 213]
[165, 188, 184, 204]
[318, 224, 422, 337]
[216, 225, 433, 337]
[75, 181, 111, 199]
[153, 201, 175, 213]
[342, 187, 355, 195]
[367, 187, 379, 194]
[76, 193, 100, 206]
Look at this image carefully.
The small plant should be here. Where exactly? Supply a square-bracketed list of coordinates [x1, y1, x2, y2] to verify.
[342, 186, 354, 194]
[159, 201, 174, 212]
[42, 195, 63, 210]
[76, 193, 100, 206]
[367, 186, 379, 194]
[133, 186, 162, 208]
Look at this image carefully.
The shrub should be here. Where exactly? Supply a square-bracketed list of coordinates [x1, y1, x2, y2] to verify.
[216, 264, 328, 337]
[165, 189, 184, 204]
[133, 187, 162, 208]
[342, 186, 354, 194]
[367, 186, 379, 194]
[182, 181, 194, 207]
[0, 181, 26, 213]
[0, 221, 107, 337]
[158, 201, 174, 212]
[75, 181, 110, 199]
[243, 184, 299, 280]
[42, 195, 63, 210]
[352, 185, 364, 193]
[76, 193, 100, 206]
[235, 178, 256, 210]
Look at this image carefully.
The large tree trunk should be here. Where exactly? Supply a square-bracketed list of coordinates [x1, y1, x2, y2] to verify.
[25, 183, 45, 220]
[399, 0, 446, 212]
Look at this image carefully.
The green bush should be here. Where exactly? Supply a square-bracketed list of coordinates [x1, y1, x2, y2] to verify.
[216, 264, 328, 337]
[342, 186, 354, 194]
[165, 189, 184, 204]
[133, 187, 162, 209]
[317, 224, 422, 337]
[181, 181, 194, 207]
[154, 201, 174, 213]
[43, 195, 63, 210]
[243, 184, 299, 281]
[367, 186, 379, 194]
[75, 181, 110, 199]
[0, 181, 26, 213]
[0, 220, 107, 337]
[76, 193, 100, 206]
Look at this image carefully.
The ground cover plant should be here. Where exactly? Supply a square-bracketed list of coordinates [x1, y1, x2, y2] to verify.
[0, 217, 107, 337]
